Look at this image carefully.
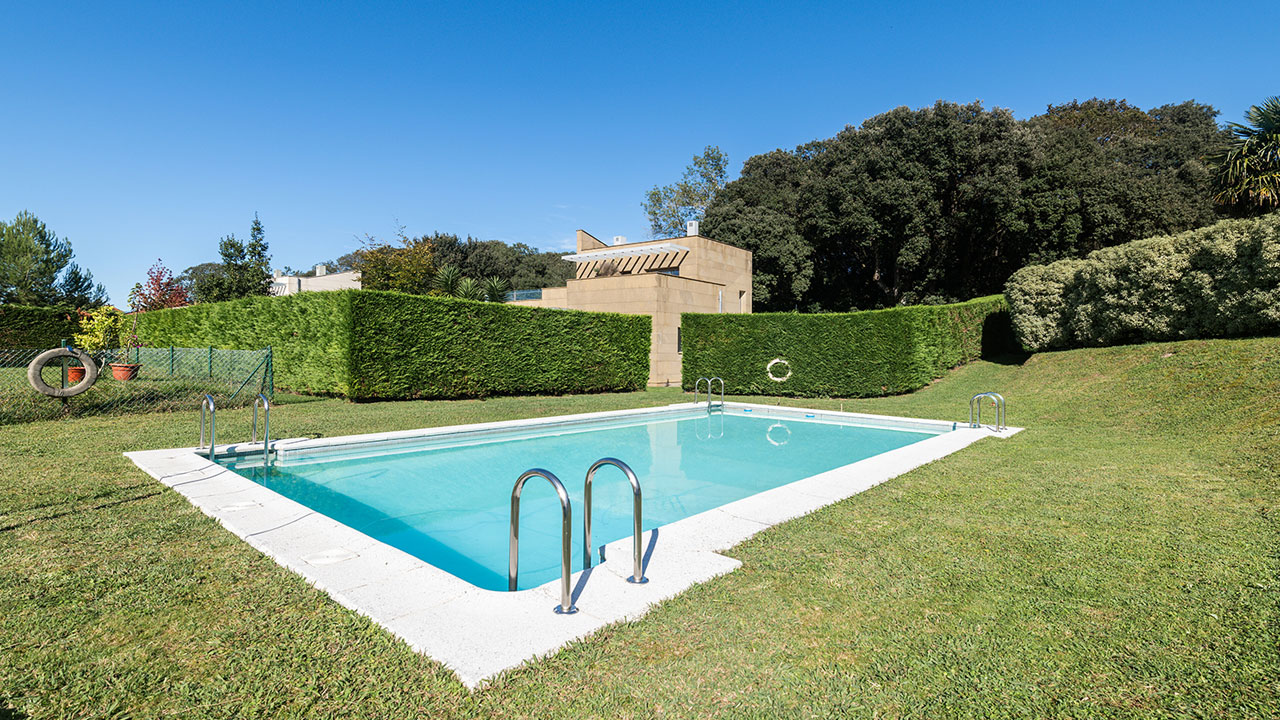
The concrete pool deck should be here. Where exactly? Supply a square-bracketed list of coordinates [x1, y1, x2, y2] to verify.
[125, 401, 1021, 688]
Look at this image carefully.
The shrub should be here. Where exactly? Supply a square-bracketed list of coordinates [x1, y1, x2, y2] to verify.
[73, 306, 125, 353]
[1006, 215, 1280, 350]
[681, 296, 1011, 398]
[136, 290, 650, 399]
[0, 304, 80, 348]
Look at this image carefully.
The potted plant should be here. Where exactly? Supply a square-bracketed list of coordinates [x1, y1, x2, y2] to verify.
[109, 316, 145, 381]
[72, 306, 144, 381]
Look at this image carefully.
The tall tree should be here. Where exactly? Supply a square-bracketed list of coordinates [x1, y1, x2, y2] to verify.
[0, 211, 106, 307]
[129, 260, 191, 311]
[643, 146, 729, 237]
[1211, 96, 1280, 213]
[193, 214, 274, 302]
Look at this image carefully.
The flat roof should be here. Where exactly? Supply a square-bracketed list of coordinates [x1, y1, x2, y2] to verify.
[561, 242, 689, 263]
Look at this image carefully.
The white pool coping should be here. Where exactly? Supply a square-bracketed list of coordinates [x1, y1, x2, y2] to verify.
[125, 401, 1021, 688]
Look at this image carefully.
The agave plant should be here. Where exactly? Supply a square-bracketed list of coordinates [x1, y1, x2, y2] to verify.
[454, 276, 487, 301]
[1211, 96, 1280, 212]
[481, 276, 511, 303]
[431, 264, 463, 296]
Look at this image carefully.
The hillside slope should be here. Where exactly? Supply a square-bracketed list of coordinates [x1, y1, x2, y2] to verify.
[1, 337, 1277, 717]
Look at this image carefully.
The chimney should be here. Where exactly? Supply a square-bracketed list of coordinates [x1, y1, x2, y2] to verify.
[612, 236, 627, 246]
[272, 269, 282, 279]
[314, 264, 328, 277]
[687, 220, 699, 236]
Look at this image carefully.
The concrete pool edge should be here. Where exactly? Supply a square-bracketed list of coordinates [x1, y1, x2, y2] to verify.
[124, 402, 1021, 688]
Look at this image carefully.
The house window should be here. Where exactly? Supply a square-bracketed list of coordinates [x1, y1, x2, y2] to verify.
[651, 267, 679, 276]
[677, 326, 682, 353]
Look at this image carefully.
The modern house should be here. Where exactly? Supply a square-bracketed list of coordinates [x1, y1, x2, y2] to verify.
[271, 265, 362, 296]
[510, 222, 752, 386]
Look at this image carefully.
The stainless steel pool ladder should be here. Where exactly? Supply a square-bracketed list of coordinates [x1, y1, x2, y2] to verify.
[509, 469, 576, 614]
[582, 458, 646, 584]
[694, 376, 724, 409]
[252, 393, 271, 465]
[198, 393, 273, 464]
[199, 394, 216, 459]
[969, 392, 1006, 431]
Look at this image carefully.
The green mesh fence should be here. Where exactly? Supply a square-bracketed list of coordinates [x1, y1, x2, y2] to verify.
[0, 345, 273, 426]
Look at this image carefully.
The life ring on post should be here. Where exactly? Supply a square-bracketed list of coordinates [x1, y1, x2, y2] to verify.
[27, 348, 98, 398]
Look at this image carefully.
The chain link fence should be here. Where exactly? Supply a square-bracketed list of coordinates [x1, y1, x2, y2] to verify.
[0, 345, 273, 426]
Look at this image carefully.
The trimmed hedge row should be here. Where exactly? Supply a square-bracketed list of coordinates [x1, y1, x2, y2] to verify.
[0, 304, 80, 348]
[136, 290, 650, 399]
[135, 292, 354, 395]
[1005, 214, 1280, 351]
[681, 295, 1011, 398]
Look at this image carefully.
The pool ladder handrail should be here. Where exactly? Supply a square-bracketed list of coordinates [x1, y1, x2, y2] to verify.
[969, 392, 1006, 430]
[582, 457, 646, 584]
[199, 393, 274, 465]
[199, 394, 217, 459]
[693, 376, 725, 409]
[252, 393, 271, 465]
[509, 469, 576, 614]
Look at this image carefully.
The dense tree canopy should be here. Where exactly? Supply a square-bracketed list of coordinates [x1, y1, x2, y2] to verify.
[427, 233, 573, 290]
[703, 99, 1228, 311]
[0, 211, 106, 307]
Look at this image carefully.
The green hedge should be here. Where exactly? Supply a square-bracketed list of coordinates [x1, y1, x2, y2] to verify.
[136, 290, 650, 399]
[0, 304, 80, 348]
[681, 295, 1011, 398]
[1005, 215, 1280, 351]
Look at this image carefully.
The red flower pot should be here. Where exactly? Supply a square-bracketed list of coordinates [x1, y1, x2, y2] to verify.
[67, 366, 87, 383]
[110, 363, 141, 381]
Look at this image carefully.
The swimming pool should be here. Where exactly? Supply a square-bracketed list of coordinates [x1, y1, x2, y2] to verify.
[127, 401, 1015, 686]
[216, 406, 947, 592]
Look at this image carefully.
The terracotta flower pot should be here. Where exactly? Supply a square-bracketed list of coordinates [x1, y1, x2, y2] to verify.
[110, 363, 141, 381]
[67, 366, 87, 383]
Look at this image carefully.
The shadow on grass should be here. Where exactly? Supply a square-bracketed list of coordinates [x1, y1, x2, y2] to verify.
[0, 490, 161, 533]
[0, 701, 29, 720]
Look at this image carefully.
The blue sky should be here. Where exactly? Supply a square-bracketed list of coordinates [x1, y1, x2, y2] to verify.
[2, 1, 1273, 304]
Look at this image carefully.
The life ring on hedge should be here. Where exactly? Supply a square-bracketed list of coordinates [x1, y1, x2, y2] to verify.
[766, 358, 792, 383]
[27, 348, 98, 398]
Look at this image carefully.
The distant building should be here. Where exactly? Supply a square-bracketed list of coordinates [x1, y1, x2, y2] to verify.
[271, 265, 361, 296]
[510, 222, 752, 386]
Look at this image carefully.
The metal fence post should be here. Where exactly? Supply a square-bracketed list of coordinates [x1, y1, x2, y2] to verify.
[60, 338, 68, 389]
[208, 346, 213, 378]
[266, 346, 274, 400]
[169, 346, 174, 376]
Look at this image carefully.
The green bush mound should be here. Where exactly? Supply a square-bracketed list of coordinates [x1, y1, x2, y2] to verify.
[1006, 214, 1280, 351]
[137, 290, 650, 399]
[0, 304, 80, 348]
[681, 295, 1011, 397]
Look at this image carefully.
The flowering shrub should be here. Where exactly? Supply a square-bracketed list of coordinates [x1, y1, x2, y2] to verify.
[1006, 214, 1280, 350]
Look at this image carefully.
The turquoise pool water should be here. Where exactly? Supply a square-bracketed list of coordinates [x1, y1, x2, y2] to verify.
[219, 408, 944, 591]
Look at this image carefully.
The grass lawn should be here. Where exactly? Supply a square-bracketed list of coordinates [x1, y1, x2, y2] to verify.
[2, 337, 1277, 718]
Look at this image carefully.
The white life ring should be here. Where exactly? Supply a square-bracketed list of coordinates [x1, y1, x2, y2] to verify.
[766, 358, 792, 382]
[766, 422, 791, 446]
[27, 347, 99, 397]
